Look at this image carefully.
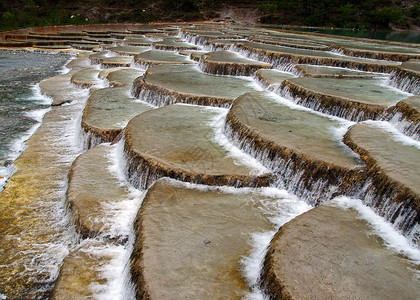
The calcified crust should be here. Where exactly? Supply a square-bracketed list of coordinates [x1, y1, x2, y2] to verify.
[261, 205, 420, 299]
[132, 76, 233, 108]
[343, 125, 420, 241]
[224, 93, 364, 204]
[233, 42, 398, 73]
[281, 79, 387, 121]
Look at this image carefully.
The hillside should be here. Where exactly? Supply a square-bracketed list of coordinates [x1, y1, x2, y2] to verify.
[0, 0, 419, 31]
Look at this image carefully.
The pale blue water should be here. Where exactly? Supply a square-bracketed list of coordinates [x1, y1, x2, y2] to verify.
[0, 50, 70, 189]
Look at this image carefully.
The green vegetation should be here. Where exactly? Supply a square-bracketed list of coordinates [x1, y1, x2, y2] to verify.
[259, 0, 420, 30]
[0, 0, 418, 31]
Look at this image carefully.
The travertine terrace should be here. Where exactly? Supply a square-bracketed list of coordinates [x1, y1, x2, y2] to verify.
[0, 23, 419, 299]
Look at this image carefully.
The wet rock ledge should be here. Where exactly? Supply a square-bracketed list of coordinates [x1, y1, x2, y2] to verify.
[224, 91, 364, 204]
[199, 50, 271, 76]
[131, 178, 288, 299]
[233, 41, 400, 73]
[389, 59, 420, 95]
[281, 77, 406, 121]
[124, 105, 271, 189]
[343, 122, 420, 242]
[81, 69, 149, 148]
[261, 205, 420, 299]
[133, 50, 193, 69]
[66, 144, 137, 241]
[384, 96, 420, 140]
[132, 64, 258, 108]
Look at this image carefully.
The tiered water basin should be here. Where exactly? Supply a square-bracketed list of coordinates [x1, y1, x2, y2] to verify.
[1, 23, 419, 299]
[133, 64, 260, 107]
[124, 105, 271, 189]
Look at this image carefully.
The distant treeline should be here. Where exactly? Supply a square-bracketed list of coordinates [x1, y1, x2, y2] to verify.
[0, 0, 418, 31]
[259, 0, 420, 30]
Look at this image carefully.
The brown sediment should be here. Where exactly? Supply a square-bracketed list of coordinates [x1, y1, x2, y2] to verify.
[343, 123, 420, 241]
[261, 205, 420, 299]
[132, 76, 234, 108]
[225, 92, 364, 204]
[281, 79, 387, 121]
[233, 42, 398, 73]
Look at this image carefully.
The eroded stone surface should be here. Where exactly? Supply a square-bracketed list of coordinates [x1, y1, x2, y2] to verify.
[131, 178, 290, 299]
[261, 205, 420, 300]
[124, 105, 271, 189]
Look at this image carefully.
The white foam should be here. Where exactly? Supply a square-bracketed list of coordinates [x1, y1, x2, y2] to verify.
[241, 188, 312, 299]
[105, 141, 145, 238]
[77, 240, 135, 300]
[363, 120, 420, 150]
[208, 109, 270, 175]
[267, 91, 354, 125]
[378, 76, 413, 97]
[331, 196, 420, 263]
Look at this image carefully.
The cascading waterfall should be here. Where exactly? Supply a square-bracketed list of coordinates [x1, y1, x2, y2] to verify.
[388, 69, 420, 95]
[1, 25, 419, 299]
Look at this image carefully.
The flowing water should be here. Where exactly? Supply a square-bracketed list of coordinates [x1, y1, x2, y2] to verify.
[0, 50, 71, 190]
[0, 25, 419, 299]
